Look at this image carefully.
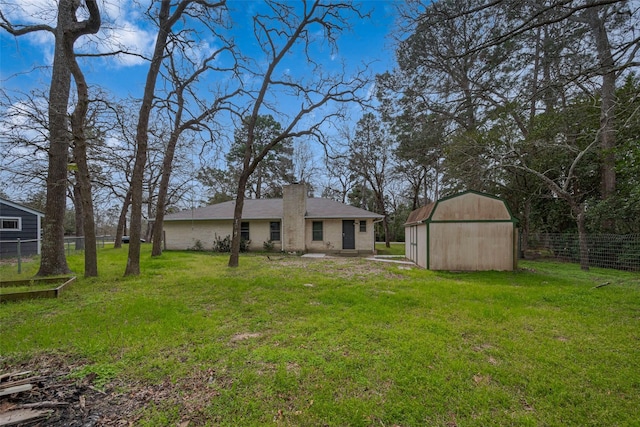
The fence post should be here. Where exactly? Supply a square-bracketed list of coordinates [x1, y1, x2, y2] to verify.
[17, 238, 22, 274]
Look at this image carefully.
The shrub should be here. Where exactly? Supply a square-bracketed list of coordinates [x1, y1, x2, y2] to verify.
[263, 240, 275, 252]
[212, 235, 231, 252]
[212, 235, 251, 253]
[190, 240, 205, 251]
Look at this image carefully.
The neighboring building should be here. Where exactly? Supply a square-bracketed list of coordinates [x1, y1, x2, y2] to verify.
[405, 191, 518, 271]
[164, 184, 383, 254]
[0, 198, 44, 259]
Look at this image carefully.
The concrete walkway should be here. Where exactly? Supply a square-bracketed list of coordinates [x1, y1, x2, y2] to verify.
[366, 257, 415, 265]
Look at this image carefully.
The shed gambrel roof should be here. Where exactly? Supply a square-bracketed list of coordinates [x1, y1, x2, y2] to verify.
[404, 190, 516, 226]
[404, 202, 435, 226]
[164, 198, 383, 221]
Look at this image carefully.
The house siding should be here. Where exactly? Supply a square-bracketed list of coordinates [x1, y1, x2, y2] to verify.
[0, 200, 41, 258]
[162, 186, 382, 255]
[305, 218, 375, 253]
[163, 220, 282, 251]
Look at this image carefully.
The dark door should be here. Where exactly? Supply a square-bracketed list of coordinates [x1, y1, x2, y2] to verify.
[342, 220, 355, 250]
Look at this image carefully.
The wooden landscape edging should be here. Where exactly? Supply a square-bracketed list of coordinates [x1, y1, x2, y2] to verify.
[0, 277, 76, 303]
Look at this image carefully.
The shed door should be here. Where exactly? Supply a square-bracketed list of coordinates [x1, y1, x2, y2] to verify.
[342, 220, 355, 249]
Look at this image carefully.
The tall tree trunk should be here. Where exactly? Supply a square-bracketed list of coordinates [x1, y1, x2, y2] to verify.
[151, 134, 179, 256]
[382, 215, 391, 248]
[31, 0, 100, 276]
[66, 4, 101, 277]
[374, 192, 390, 248]
[125, 0, 174, 276]
[520, 198, 531, 256]
[573, 202, 589, 271]
[36, 1, 76, 277]
[73, 138, 98, 276]
[73, 183, 85, 250]
[114, 189, 131, 249]
[229, 172, 250, 267]
[145, 184, 154, 242]
[585, 6, 616, 232]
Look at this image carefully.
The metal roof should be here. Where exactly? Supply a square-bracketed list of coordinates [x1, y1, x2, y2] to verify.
[164, 198, 383, 221]
[404, 202, 436, 225]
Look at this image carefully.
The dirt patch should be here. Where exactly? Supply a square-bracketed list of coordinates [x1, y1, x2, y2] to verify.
[0, 354, 129, 426]
[0, 354, 230, 426]
[269, 257, 404, 281]
[230, 332, 261, 342]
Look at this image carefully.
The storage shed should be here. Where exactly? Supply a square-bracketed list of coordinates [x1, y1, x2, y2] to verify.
[0, 198, 44, 259]
[404, 191, 518, 271]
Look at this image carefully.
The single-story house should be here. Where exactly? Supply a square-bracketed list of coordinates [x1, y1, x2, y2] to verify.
[164, 184, 384, 254]
[0, 197, 44, 259]
[404, 191, 518, 271]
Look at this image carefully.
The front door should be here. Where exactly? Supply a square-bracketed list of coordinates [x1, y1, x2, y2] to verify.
[342, 220, 355, 250]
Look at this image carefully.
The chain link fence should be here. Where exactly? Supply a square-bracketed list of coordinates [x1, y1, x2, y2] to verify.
[524, 233, 640, 271]
[0, 236, 113, 273]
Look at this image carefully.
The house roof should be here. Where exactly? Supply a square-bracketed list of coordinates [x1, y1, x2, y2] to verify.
[0, 197, 45, 217]
[164, 198, 384, 221]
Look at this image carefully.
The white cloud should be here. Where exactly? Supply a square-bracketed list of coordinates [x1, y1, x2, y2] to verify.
[365, 82, 376, 101]
[2, 0, 156, 68]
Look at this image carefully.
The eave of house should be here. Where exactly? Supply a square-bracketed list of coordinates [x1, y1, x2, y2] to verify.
[0, 198, 45, 217]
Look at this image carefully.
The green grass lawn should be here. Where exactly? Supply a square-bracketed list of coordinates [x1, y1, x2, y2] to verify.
[1, 247, 639, 426]
[375, 242, 405, 256]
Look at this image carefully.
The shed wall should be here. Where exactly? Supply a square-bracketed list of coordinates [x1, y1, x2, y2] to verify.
[405, 224, 427, 268]
[428, 222, 514, 271]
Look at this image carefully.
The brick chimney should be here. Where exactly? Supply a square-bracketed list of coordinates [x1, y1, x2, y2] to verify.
[282, 183, 306, 252]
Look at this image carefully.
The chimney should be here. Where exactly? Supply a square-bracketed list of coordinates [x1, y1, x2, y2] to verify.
[282, 183, 306, 252]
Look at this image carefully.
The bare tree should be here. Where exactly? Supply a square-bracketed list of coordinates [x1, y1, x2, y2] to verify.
[503, 133, 600, 271]
[65, 9, 101, 276]
[0, 88, 50, 193]
[124, 0, 225, 276]
[226, 0, 371, 267]
[321, 149, 353, 204]
[292, 138, 321, 194]
[1, 0, 101, 276]
[148, 10, 238, 256]
[348, 112, 394, 248]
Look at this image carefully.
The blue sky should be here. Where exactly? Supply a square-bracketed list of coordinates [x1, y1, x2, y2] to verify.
[1, 1, 400, 199]
[1, 1, 398, 101]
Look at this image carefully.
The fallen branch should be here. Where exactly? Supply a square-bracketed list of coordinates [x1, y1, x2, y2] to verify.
[16, 401, 70, 409]
[0, 384, 32, 397]
[0, 377, 44, 389]
[592, 282, 611, 289]
[0, 371, 32, 382]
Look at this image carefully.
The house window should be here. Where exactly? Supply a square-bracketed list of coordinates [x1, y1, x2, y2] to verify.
[240, 222, 250, 241]
[0, 217, 21, 231]
[359, 220, 367, 232]
[270, 221, 281, 241]
[312, 221, 323, 241]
